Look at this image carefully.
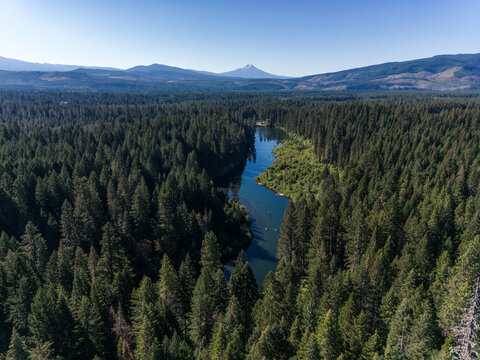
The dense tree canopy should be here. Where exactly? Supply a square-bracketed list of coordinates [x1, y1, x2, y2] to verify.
[0, 90, 479, 359]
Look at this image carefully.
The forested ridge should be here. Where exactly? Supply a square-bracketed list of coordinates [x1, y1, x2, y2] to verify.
[0, 91, 480, 359]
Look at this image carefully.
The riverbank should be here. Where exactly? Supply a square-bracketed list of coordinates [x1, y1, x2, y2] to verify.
[255, 132, 335, 200]
[256, 182, 288, 198]
[220, 127, 289, 286]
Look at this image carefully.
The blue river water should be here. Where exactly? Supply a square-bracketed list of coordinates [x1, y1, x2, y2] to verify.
[222, 127, 290, 287]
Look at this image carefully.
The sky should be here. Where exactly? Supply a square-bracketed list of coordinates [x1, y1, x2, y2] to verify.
[0, 0, 479, 77]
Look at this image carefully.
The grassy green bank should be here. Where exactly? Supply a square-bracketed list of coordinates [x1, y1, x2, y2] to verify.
[256, 131, 336, 200]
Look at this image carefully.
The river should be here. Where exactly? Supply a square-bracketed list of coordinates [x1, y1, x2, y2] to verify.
[220, 127, 290, 287]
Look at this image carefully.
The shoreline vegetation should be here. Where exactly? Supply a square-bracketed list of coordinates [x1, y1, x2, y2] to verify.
[256, 130, 335, 200]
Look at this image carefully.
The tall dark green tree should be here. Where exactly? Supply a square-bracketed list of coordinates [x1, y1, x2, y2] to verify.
[20, 222, 48, 281]
[200, 231, 221, 272]
[130, 178, 150, 241]
[131, 277, 161, 360]
[189, 268, 216, 356]
[74, 296, 105, 358]
[228, 251, 258, 339]
[6, 329, 29, 360]
[175, 254, 196, 341]
[277, 202, 297, 263]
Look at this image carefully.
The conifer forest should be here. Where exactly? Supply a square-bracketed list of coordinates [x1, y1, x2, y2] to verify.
[1, 90, 480, 359]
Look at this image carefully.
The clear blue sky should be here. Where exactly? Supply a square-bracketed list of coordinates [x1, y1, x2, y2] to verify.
[1, 0, 479, 77]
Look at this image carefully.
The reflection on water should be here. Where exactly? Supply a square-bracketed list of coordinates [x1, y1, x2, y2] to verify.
[219, 127, 289, 288]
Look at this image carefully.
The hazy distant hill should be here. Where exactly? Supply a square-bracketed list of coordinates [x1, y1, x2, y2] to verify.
[294, 53, 480, 90]
[125, 64, 227, 80]
[0, 53, 479, 90]
[0, 56, 78, 72]
[0, 56, 118, 72]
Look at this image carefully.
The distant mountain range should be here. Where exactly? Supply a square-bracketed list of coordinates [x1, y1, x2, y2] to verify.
[0, 56, 118, 72]
[0, 57, 286, 79]
[0, 53, 479, 91]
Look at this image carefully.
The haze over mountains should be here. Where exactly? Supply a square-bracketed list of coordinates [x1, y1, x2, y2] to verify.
[0, 57, 285, 79]
[0, 56, 118, 72]
[0, 53, 479, 91]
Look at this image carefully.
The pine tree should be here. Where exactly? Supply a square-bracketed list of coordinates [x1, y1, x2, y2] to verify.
[294, 196, 311, 271]
[60, 199, 79, 247]
[384, 298, 412, 360]
[221, 297, 245, 359]
[7, 274, 37, 334]
[0, 231, 19, 260]
[316, 310, 342, 360]
[296, 329, 319, 360]
[348, 311, 369, 359]
[225, 327, 244, 360]
[54, 291, 76, 359]
[111, 264, 134, 311]
[73, 177, 103, 247]
[213, 268, 229, 315]
[450, 278, 480, 360]
[229, 251, 258, 337]
[131, 277, 161, 359]
[277, 202, 297, 263]
[156, 192, 176, 257]
[165, 331, 194, 360]
[56, 243, 74, 292]
[313, 178, 341, 257]
[253, 272, 283, 329]
[189, 268, 216, 353]
[222, 295, 242, 335]
[88, 245, 99, 281]
[210, 324, 227, 360]
[132, 313, 158, 359]
[405, 301, 441, 359]
[289, 316, 302, 350]
[28, 287, 56, 352]
[130, 178, 150, 240]
[339, 295, 369, 358]
[338, 293, 356, 347]
[361, 331, 382, 359]
[248, 322, 292, 360]
[158, 253, 177, 309]
[20, 222, 48, 281]
[176, 254, 196, 341]
[28, 340, 54, 360]
[345, 204, 368, 271]
[299, 249, 326, 330]
[98, 222, 129, 287]
[6, 329, 29, 360]
[200, 231, 221, 272]
[440, 235, 480, 333]
[74, 296, 105, 359]
[71, 247, 91, 308]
